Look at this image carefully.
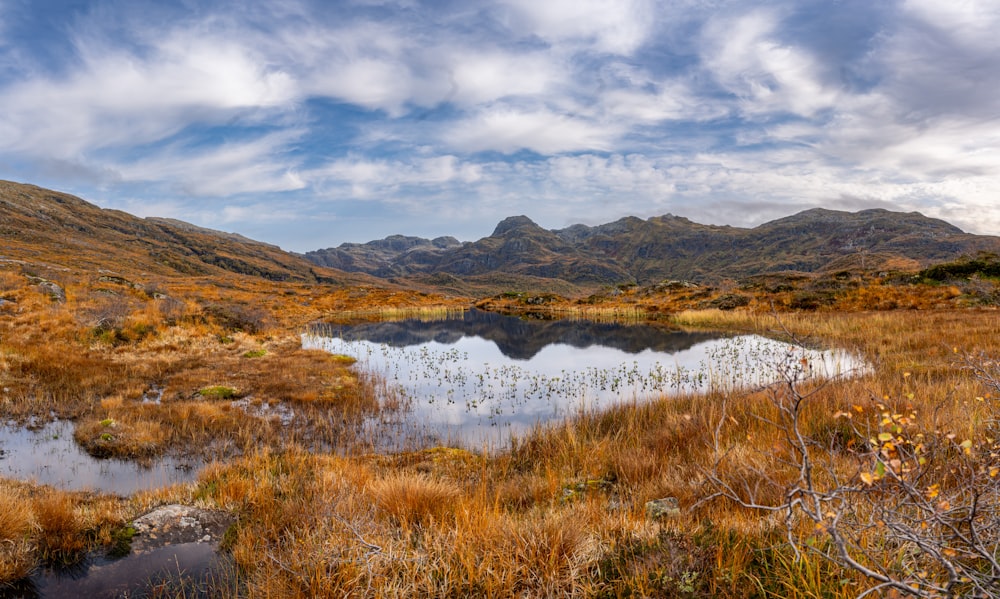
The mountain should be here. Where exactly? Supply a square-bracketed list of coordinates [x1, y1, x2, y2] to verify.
[305, 208, 1000, 293]
[0, 180, 346, 283]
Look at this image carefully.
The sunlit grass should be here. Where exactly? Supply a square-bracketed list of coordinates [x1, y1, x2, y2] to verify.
[325, 305, 467, 322]
[2, 259, 999, 596]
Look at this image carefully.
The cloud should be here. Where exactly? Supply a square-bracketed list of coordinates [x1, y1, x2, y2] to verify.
[701, 9, 839, 118]
[0, 27, 297, 157]
[446, 51, 565, 106]
[444, 107, 618, 153]
[499, 0, 656, 55]
[309, 154, 482, 197]
[2, 0, 1000, 251]
[112, 131, 306, 197]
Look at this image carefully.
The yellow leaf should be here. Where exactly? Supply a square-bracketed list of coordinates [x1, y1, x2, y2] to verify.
[860, 472, 874, 486]
[989, 467, 998, 478]
[926, 484, 939, 499]
[878, 432, 893, 442]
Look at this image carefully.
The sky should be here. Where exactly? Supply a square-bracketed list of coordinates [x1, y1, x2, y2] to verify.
[1, 0, 999, 252]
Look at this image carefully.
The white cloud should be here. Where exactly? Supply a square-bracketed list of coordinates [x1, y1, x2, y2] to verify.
[112, 131, 306, 197]
[0, 30, 297, 157]
[444, 107, 618, 153]
[701, 10, 839, 118]
[309, 155, 482, 197]
[599, 80, 720, 123]
[3, 0, 1000, 249]
[447, 51, 564, 106]
[500, 0, 655, 55]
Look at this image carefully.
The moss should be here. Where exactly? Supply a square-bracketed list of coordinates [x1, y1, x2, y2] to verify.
[198, 385, 239, 399]
[107, 525, 137, 558]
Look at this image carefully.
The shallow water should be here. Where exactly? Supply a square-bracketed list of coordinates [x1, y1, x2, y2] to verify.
[2, 543, 228, 599]
[0, 420, 200, 495]
[304, 310, 863, 450]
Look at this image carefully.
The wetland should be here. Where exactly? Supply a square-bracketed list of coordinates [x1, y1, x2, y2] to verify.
[304, 309, 863, 450]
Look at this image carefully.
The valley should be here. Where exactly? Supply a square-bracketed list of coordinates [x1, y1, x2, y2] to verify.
[1, 181, 998, 597]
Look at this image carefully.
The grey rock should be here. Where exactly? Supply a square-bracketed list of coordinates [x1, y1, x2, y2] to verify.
[645, 497, 680, 519]
[36, 280, 66, 302]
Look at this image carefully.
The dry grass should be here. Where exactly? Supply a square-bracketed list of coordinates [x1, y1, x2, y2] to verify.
[2, 258, 999, 596]
[367, 472, 462, 528]
[33, 493, 87, 561]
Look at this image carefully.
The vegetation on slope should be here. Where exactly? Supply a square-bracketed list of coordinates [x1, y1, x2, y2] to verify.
[305, 209, 1000, 294]
[1, 182, 999, 597]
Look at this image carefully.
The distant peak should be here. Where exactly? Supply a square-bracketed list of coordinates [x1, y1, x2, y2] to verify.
[492, 215, 540, 236]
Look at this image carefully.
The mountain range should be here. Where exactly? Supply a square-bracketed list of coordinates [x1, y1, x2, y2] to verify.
[305, 209, 1000, 294]
[4, 180, 999, 296]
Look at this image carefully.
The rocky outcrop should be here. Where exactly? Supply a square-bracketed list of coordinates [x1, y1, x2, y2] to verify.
[129, 504, 235, 552]
[304, 208, 1000, 291]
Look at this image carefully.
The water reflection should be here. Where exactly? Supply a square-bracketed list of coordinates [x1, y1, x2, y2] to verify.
[304, 310, 862, 451]
[311, 309, 724, 360]
[1, 543, 228, 599]
[0, 421, 199, 495]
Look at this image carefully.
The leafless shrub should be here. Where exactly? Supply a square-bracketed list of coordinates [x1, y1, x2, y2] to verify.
[702, 348, 1000, 598]
[87, 294, 132, 331]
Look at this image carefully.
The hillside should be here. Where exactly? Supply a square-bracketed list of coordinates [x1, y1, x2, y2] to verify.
[305, 209, 1000, 292]
[0, 180, 353, 284]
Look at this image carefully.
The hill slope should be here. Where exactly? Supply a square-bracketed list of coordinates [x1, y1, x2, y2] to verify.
[306, 209, 1000, 292]
[0, 180, 344, 283]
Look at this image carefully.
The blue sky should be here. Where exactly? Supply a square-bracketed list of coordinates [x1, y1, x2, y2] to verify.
[1, 0, 999, 252]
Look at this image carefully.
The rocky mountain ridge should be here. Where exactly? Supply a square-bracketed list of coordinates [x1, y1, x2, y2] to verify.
[305, 208, 1000, 292]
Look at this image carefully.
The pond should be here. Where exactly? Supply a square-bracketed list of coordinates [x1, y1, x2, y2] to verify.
[0, 420, 200, 495]
[303, 309, 863, 451]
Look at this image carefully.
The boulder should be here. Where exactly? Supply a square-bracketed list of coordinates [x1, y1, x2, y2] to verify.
[645, 497, 680, 520]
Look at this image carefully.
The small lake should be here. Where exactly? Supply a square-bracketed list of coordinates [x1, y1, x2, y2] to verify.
[0, 420, 200, 495]
[303, 309, 862, 450]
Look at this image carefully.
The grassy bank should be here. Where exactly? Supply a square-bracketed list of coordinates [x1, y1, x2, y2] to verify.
[1, 262, 997, 597]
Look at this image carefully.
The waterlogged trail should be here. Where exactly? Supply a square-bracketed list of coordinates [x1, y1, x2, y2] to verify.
[304, 313, 863, 449]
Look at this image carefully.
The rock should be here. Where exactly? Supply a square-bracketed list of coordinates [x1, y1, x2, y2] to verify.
[36, 280, 66, 302]
[130, 504, 235, 552]
[645, 497, 680, 520]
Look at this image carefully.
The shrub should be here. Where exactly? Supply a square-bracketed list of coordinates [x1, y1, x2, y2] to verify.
[703, 349, 1000, 598]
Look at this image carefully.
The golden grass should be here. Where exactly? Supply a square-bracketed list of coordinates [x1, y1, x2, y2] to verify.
[33, 493, 87, 561]
[367, 472, 462, 529]
[2, 259, 999, 595]
[328, 305, 467, 323]
[0, 485, 34, 545]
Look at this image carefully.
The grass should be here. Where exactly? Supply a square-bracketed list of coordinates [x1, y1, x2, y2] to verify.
[1, 259, 999, 596]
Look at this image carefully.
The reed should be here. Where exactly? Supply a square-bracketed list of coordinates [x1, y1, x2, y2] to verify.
[325, 305, 467, 323]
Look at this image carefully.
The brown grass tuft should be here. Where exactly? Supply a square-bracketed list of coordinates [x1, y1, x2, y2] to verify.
[33, 493, 86, 561]
[0, 486, 34, 543]
[367, 473, 462, 529]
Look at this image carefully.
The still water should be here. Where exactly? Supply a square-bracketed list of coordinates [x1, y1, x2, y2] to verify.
[304, 309, 862, 450]
[0, 420, 199, 495]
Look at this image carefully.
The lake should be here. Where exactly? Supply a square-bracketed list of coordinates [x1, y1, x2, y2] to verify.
[303, 309, 862, 450]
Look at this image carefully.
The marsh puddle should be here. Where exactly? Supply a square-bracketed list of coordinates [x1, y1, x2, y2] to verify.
[0, 421, 199, 495]
[2, 543, 228, 599]
[304, 309, 862, 450]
